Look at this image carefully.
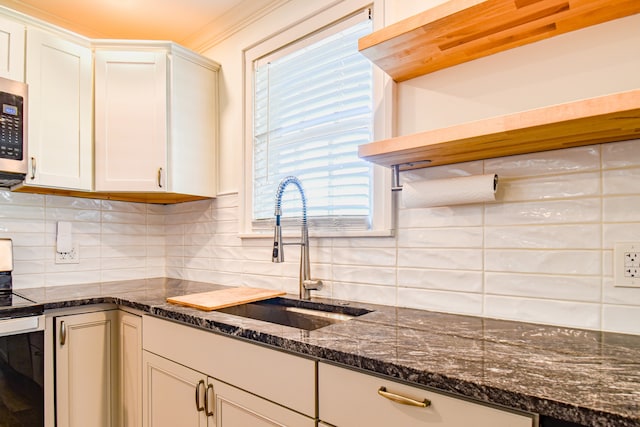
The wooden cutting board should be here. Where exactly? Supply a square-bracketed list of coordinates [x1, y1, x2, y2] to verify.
[166, 287, 286, 311]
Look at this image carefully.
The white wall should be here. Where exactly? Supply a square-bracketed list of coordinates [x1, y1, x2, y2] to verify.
[1, 1, 639, 335]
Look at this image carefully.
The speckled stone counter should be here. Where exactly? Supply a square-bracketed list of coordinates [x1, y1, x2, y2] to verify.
[13, 278, 640, 427]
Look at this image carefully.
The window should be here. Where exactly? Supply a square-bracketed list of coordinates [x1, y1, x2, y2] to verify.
[242, 1, 391, 237]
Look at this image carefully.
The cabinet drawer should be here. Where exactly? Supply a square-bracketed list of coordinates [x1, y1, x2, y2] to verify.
[318, 363, 537, 427]
[143, 315, 315, 417]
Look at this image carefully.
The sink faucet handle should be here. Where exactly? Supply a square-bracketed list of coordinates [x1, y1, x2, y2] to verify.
[303, 279, 323, 291]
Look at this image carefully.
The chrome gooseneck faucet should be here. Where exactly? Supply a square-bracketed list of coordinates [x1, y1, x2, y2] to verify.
[272, 176, 323, 300]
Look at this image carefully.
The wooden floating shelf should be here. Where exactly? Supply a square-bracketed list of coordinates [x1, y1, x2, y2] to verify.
[358, 90, 640, 170]
[359, 0, 640, 82]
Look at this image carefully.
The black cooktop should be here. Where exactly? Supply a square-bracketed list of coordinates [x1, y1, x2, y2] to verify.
[0, 292, 42, 318]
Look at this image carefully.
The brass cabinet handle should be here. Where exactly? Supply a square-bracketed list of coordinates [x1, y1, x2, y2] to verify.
[378, 386, 431, 408]
[60, 320, 66, 346]
[157, 167, 163, 188]
[30, 157, 36, 180]
[195, 379, 205, 412]
[204, 383, 214, 417]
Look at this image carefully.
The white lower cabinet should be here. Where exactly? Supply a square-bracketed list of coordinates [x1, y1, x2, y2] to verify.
[212, 378, 313, 427]
[55, 310, 119, 427]
[143, 350, 313, 427]
[318, 362, 537, 427]
[51, 308, 142, 427]
[143, 351, 208, 427]
[142, 315, 316, 427]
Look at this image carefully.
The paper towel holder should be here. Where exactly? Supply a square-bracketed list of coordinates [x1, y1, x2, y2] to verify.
[391, 163, 499, 194]
[391, 161, 432, 191]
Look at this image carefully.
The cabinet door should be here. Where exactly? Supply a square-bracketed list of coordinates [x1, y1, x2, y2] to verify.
[318, 363, 536, 427]
[94, 50, 167, 192]
[0, 15, 24, 81]
[25, 28, 92, 190]
[212, 379, 315, 427]
[119, 311, 142, 427]
[169, 53, 217, 198]
[55, 310, 118, 427]
[142, 351, 207, 427]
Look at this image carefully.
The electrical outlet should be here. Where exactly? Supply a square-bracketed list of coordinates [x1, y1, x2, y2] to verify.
[55, 243, 79, 264]
[614, 243, 640, 287]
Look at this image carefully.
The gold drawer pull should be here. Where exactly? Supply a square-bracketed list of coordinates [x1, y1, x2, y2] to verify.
[378, 386, 431, 408]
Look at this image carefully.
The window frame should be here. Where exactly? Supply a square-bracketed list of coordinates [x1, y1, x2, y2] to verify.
[240, 0, 393, 238]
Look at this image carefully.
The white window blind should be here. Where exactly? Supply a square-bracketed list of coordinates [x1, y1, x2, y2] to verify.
[252, 10, 373, 231]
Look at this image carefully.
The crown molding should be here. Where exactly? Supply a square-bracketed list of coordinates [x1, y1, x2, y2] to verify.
[181, 0, 291, 52]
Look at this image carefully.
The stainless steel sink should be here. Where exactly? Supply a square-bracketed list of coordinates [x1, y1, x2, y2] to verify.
[216, 297, 371, 331]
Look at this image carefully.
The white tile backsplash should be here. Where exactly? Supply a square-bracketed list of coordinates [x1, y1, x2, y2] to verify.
[0, 139, 639, 334]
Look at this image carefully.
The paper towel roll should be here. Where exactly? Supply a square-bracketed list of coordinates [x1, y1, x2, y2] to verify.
[402, 174, 498, 208]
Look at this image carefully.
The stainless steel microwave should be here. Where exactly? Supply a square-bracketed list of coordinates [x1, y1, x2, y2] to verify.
[0, 77, 27, 189]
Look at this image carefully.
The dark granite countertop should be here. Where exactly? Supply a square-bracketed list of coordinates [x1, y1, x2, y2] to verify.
[13, 277, 640, 427]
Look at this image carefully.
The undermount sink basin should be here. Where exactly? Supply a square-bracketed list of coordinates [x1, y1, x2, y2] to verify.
[216, 297, 371, 331]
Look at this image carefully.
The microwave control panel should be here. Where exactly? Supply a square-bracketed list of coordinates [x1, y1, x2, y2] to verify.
[0, 91, 24, 161]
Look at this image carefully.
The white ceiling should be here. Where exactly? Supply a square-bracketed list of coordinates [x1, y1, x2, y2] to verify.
[0, 0, 284, 50]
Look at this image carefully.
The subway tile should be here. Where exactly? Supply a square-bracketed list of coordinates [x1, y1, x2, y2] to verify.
[484, 145, 600, 177]
[332, 281, 397, 306]
[101, 199, 147, 213]
[397, 227, 483, 248]
[331, 235, 395, 248]
[602, 276, 640, 306]
[101, 268, 148, 282]
[45, 195, 100, 209]
[332, 264, 396, 286]
[0, 190, 44, 206]
[101, 223, 147, 235]
[397, 287, 483, 316]
[485, 198, 601, 225]
[46, 271, 102, 287]
[0, 219, 46, 233]
[101, 211, 147, 225]
[485, 224, 601, 249]
[332, 247, 396, 267]
[398, 248, 482, 270]
[603, 196, 640, 222]
[46, 207, 101, 222]
[213, 206, 239, 222]
[498, 172, 600, 203]
[398, 268, 482, 292]
[601, 139, 640, 169]
[485, 272, 601, 302]
[602, 304, 640, 335]
[484, 295, 601, 330]
[485, 249, 601, 275]
[398, 204, 483, 228]
[0, 204, 45, 220]
[603, 223, 640, 248]
[603, 167, 640, 195]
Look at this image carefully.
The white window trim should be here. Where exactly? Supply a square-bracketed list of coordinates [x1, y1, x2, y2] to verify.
[239, 0, 393, 239]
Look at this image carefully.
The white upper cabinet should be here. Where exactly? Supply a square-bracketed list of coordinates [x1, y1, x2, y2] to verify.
[94, 49, 167, 192]
[0, 14, 24, 81]
[25, 28, 93, 190]
[94, 43, 219, 199]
